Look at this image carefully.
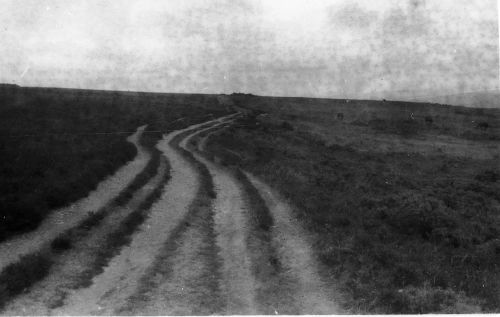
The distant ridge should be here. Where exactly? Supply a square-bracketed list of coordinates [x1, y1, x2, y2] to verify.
[419, 91, 500, 109]
[0, 83, 20, 89]
[1, 83, 498, 109]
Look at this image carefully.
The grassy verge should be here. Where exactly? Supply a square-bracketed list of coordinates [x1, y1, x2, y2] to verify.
[205, 115, 500, 313]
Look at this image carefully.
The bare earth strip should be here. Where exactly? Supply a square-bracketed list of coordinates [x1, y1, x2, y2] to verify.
[245, 172, 342, 314]
[52, 120, 220, 315]
[0, 126, 150, 273]
[182, 128, 259, 315]
[119, 176, 221, 315]
[119, 123, 226, 315]
[196, 125, 300, 314]
[1, 158, 168, 315]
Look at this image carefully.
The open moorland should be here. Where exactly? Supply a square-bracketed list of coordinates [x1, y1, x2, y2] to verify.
[0, 87, 498, 314]
[206, 94, 500, 313]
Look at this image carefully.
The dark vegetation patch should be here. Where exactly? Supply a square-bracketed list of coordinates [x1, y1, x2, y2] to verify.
[0, 252, 52, 309]
[0, 86, 228, 242]
[0, 129, 166, 310]
[206, 113, 500, 313]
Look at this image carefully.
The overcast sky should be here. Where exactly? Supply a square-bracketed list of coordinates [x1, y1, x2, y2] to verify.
[0, 0, 498, 99]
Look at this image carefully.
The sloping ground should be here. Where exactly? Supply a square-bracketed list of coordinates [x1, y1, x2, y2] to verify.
[183, 128, 259, 314]
[52, 121, 214, 315]
[1, 157, 168, 315]
[1, 115, 342, 315]
[245, 172, 341, 314]
[0, 126, 150, 273]
[203, 115, 499, 313]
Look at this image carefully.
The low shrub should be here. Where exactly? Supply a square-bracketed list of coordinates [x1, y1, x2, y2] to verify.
[0, 252, 52, 308]
[50, 234, 72, 253]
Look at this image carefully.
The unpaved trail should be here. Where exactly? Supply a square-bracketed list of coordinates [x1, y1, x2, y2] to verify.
[118, 121, 233, 315]
[0, 126, 150, 273]
[1, 115, 342, 315]
[0, 158, 168, 316]
[181, 127, 258, 315]
[245, 172, 341, 314]
[52, 119, 223, 316]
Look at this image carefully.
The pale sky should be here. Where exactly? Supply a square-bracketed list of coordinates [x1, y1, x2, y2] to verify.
[0, 0, 498, 99]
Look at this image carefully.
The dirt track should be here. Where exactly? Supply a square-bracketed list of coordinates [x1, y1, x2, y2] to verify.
[0, 115, 341, 315]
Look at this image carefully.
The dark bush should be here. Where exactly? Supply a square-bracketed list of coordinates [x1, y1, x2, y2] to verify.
[281, 120, 294, 131]
[475, 170, 500, 183]
[51, 234, 72, 253]
[476, 121, 489, 130]
[0, 252, 52, 308]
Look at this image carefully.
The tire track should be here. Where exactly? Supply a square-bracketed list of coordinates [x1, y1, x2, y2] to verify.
[0, 157, 168, 315]
[197, 121, 341, 314]
[0, 126, 150, 273]
[195, 124, 299, 314]
[118, 153, 221, 315]
[51, 118, 228, 315]
[118, 117, 236, 315]
[181, 126, 258, 315]
[244, 172, 342, 314]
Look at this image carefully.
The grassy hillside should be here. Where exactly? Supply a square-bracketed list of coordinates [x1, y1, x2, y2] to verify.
[0, 85, 228, 242]
[206, 95, 500, 313]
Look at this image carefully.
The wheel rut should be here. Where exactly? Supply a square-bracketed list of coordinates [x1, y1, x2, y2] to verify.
[245, 172, 342, 314]
[1, 114, 342, 315]
[0, 157, 168, 315]
[181, 124, 258, 315]
[51, 120, 218, 315]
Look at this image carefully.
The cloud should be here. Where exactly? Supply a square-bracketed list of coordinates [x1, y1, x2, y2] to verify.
[328, 3, 378, 30]
[0, 0, 497, 99]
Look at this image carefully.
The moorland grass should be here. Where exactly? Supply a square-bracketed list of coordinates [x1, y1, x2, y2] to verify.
[206, 115, 499, 313]
[0, 86, 229, 242]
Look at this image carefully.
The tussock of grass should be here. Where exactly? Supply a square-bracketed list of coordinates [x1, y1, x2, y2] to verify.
[0, 252, 52, 309]
[50, 233, 72, 253]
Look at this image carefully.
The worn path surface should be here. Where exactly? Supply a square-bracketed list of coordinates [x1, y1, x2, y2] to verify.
[52, 120, 216, 315]
[0, 116, 342, 315]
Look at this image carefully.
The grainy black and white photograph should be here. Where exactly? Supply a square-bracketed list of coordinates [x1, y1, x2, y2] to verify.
[0, 0, 499, 315]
